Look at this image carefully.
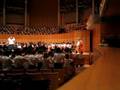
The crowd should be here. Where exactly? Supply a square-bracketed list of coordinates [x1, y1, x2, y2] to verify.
[0, 37, 85, 90]
[0, 41, 85, 71]
[0, 24, 87, 35]
[0, 24, 59, 35]
[0, 39, 85, 90]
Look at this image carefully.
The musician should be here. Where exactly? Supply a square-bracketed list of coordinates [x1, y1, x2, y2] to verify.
[7, 36, 16, 45]
[7, 36, 16, 56]
[75, 39, 84, 54]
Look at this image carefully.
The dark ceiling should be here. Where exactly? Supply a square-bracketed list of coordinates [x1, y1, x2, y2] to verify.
[0, 0, 92, 14]
[60, 0, 92, 13]
[1, 0, 119, 16]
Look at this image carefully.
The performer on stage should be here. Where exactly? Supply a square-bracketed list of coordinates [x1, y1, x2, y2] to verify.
[7, 36, 16, 56]
[7, 36, 16, 45]
[75, 39, 84, 54]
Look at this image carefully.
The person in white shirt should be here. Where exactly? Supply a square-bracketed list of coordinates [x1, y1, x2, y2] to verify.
[75, 39, 84, 54]
[7, 36, 16, 45]
[7, 36, 16, 56]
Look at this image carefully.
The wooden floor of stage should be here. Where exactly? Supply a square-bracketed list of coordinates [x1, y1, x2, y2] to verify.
[58, 47, 120, 90]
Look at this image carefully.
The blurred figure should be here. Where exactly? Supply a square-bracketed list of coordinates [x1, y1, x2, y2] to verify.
[7, 36, 16, 45]
[7, 36, 16, 57]
[75, 39, 84, 54]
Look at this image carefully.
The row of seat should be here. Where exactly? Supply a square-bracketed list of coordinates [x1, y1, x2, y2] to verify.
[0, 24, 87, 35]
[0, 67, 75, 90]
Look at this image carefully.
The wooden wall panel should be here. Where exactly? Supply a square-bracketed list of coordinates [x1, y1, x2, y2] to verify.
[30, 0, 58, 26]
[93, 23, 101, 49]
[6, 14, 24, 24]
[64, 12, 76, 24]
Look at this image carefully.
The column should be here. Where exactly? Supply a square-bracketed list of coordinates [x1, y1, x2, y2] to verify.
[58, 0, 60, 27]
[3, 0, 6, 26]
[76, 0, 78, 26]
[25, 0, 27, 29]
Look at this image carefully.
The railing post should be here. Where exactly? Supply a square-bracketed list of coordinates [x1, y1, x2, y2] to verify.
[3, 0, 6, 26]
[76, 0, 79, 26]
[25, 0, 27, 30]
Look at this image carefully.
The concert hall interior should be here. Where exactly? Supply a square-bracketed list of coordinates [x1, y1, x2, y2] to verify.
[0, 0, 120, 90]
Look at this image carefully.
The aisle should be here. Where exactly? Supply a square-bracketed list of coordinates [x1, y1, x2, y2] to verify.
[57, 47, 120, 90]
